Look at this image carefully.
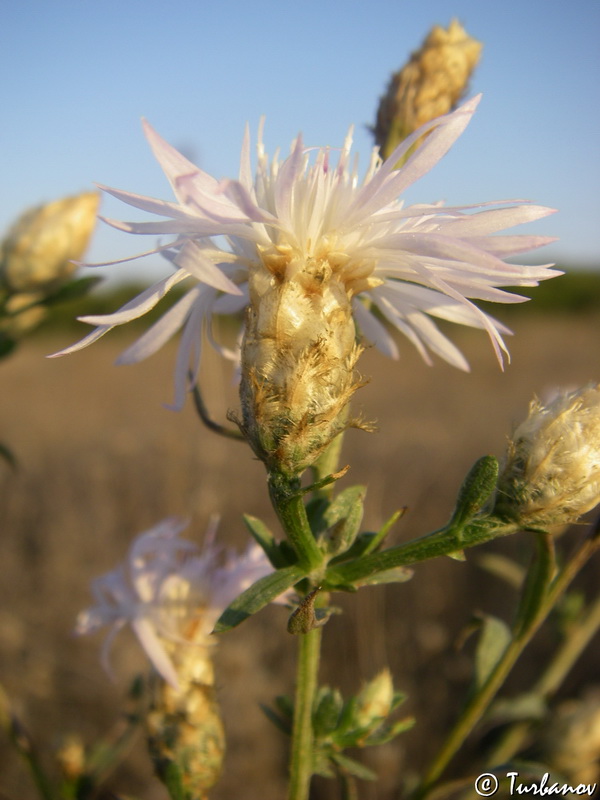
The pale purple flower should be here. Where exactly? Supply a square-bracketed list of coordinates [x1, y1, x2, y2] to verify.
[53, 96, 558, 406]
[76, 517, 276, 688]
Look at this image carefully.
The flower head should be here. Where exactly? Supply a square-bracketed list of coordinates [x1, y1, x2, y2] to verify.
[76, 517, 275, 688]
[1, 191, 99, 294]
[374, 19, 483, 158]
[494, 384, 600, 528]
[52, 97, 558, 417]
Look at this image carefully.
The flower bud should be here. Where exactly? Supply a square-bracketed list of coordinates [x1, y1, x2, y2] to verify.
[352, 668, 394, 730]
[539, 691, 600, 783]
[495, 384, 600, 528]
[373, 19, 482, 159]
[0, 191, 99, 294]
[239, 256, 364, 477]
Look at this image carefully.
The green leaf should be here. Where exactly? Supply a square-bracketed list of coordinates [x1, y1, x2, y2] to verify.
[330, 510, 406, 564]
[351, 566, 413, 587]
[42, 276, 103, 305]
[304, 496, 331, 536]
[274, 694, 294, 721]
[325, 516, 515, 587]
[313, 688, 343, 737]
[214, 566, 304, 633]
[450, 456, 499, 531]
[330, 752, 377, 781]
[474, 614, 512, 690]
[488, 692, 546, 724]
[364, 715, 416, 746]
[362, 509, 405, 555]
[321, 486, 366, 556]
[260, 703, 292, 735]
[323, 486, 366, 527]
[242, 514, 283, 567]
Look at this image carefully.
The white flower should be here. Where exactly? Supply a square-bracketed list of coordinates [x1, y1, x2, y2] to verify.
[53, 96, 558, 407]
[76, 517, 276, 688]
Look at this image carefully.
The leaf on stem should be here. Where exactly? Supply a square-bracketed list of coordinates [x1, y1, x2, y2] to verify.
[214, 565, 305, 633]
[242, 514, 285, 567]
[473, 613, 512, 690]
[449, 455, 499, 532]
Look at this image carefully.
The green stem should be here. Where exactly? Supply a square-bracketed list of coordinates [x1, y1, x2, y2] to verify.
[288, 627, 323, 800]
[328, 517, 517, 586]
[310, 431, 346, 502]
[415, 533, 600, 799]
[269, 472, 324, 571]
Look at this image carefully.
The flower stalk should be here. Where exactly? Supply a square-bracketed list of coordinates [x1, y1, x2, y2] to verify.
[289, 626, 324, 800]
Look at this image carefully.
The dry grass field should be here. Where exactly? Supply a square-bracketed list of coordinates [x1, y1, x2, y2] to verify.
[1, 308, 599, 799]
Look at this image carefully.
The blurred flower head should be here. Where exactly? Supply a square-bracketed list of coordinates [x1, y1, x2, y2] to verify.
[0, 191, 99, 294]
[53, 98, 558, 410]
[373, 19, 483, 159]
[76, 517, 276, 688]
[495, 384, 600, 528]
[539, 690, 600, 783]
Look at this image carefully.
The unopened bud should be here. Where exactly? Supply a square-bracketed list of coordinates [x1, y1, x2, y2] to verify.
[373, 19, 482, 159]
[0, 191, 99, 293]
[353, 668, 394, 730]
[495, 384, 600, 528]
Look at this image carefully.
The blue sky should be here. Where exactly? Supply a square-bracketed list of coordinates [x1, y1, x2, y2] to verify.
[1, 0, 599, 285]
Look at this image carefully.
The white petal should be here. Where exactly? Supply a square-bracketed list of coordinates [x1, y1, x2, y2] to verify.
[132, 617, 180, 689]
[352, 298, 399, 359]
[174, 240, 243, 295]
[116, 286, 204, 365]
[79, 269, 189, 326]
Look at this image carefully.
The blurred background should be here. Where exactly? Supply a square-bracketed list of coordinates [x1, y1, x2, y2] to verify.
[1, 1, 600, 798]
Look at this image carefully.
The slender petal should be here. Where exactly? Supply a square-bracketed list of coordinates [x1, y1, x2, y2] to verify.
[53, 96, 559, 398]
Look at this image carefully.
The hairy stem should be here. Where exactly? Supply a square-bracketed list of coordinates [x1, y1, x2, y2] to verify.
[288, 626, 323, 800]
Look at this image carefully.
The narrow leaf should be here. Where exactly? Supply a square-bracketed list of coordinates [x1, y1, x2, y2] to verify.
[352, 566, 413, 587]
[365, 715, 416, 745]
[474, 614, 512, 689]
[450, 455, 499, 531]
[260, 703, 292, 735]
[321, 486, 366, 556]
[43, 276, 103, 305]
[242, 514, 283, 567]
[330, 752, 377, 781]
[214, 566, 304, 633]
[326, 517, 515, 586]
[313, 688, 343, 737]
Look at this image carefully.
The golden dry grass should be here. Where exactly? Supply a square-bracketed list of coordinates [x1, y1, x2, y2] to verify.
[1, 310, 599, 799]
